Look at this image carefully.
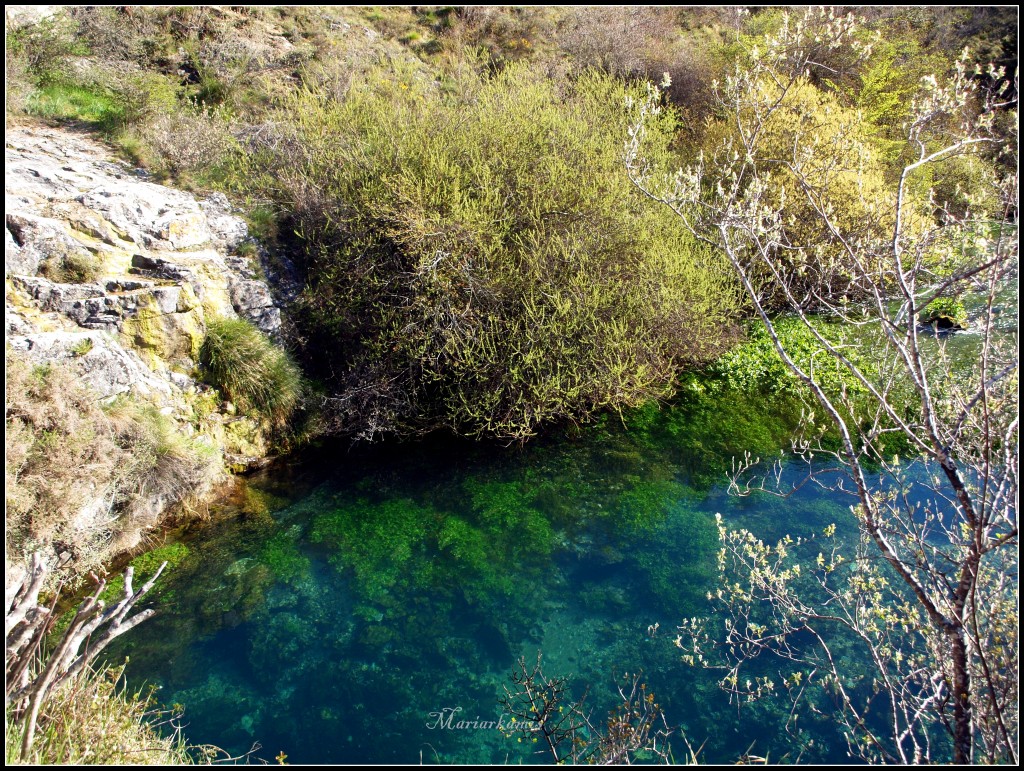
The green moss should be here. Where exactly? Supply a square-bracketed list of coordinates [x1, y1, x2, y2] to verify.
[259, 531, 310, 583]
[223, 416, 267, 459]
[632, 501, 719, 617]
[612, 479, 686, 535]
[240, 486, 289, 518]
[464, 479, 555, 562]
[306, 478, 559, 614]
[132, 541, 189, 579]
[96, 542, 190, 606]
[120, 289, 204, 370]
[310, 498, 431, 601]
[437, 516, 489, 567]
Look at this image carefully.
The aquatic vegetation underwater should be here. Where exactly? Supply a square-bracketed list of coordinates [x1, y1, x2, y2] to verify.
[103, 387, 864, 764]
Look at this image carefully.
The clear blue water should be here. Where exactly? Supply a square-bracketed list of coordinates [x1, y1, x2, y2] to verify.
[92, 275, 1015, 764]
[105, 389, 875, 764]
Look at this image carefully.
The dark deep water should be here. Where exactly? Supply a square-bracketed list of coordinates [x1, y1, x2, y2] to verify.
[103, 386, 876, 765]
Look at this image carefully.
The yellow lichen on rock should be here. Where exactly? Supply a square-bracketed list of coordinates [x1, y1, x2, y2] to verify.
[120, 285, 205, 369]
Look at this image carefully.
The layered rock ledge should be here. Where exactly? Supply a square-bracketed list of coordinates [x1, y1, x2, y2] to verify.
[5, 123, 294, 588]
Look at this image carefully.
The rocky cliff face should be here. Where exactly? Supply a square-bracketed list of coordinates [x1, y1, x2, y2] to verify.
[5, 123, 295, 587]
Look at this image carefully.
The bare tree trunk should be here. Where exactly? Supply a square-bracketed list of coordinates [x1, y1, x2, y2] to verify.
[5, 553, 167, 760]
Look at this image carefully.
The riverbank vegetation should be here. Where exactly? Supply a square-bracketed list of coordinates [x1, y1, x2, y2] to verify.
[627, 8, 1018, 763]
[5, 5, 1017, 765]
[7, 6, 1014, 442]
[5, 353, 219, 579]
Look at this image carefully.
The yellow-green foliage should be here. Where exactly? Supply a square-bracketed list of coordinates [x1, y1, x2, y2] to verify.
[250, 62, 742, 439]
[702, 77, 900, 307]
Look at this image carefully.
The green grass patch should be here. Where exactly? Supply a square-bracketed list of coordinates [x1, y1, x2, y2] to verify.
[199, 317, 302, 426]
[25, 81, 125, 132]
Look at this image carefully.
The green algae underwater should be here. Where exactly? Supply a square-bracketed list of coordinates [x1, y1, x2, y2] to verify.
[102, 383, 863, 764]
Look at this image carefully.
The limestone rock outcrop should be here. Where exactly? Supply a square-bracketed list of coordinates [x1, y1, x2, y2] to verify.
[5, 122, 295, 585]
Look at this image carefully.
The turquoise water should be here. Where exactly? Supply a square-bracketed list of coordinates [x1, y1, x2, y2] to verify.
[105, 388, 873, 764]
[95, 275, 1014, 764]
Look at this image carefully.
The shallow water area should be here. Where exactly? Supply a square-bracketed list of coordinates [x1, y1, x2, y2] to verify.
[105, 390, 886, 764]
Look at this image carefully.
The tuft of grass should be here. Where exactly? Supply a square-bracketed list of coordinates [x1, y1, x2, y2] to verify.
[5, 662, 196, 765]
[37, 245, 102, 284]
[199, 317, 302, 426]
[241, 204, 279, 244]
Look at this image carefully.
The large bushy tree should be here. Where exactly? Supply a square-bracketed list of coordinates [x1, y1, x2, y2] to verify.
[250, 63, 742, 440]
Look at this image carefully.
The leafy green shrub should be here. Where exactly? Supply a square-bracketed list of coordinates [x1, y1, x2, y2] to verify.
[450, 7, 558, 65]
[108, 71, 180, 126]
[712, 316, 882, 398]
[555, 7, 679, 78]
[706, 315, 920, 462]
[5, 35, 34, 115]
[699, 77, 899, 310]
[4, 13, 84, 86]
[68, 6, 154, 65]
[246, 62, 741, 440]
[919, 296, 968, 329]
[199, 317, 302, 425]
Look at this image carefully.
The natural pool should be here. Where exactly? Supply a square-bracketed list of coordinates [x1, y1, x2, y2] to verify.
[104, 385, 876, 764]
[106, 277, 1019, 764]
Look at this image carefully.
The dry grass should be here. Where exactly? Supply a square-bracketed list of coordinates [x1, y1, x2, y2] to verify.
[5, 662, 197, 766]
[139, 109, 234, 176]
[6, 354, 125, 572]
[5, 352, 219, 579]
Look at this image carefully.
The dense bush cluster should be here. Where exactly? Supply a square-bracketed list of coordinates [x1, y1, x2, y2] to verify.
[247, 64, 742, 440]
